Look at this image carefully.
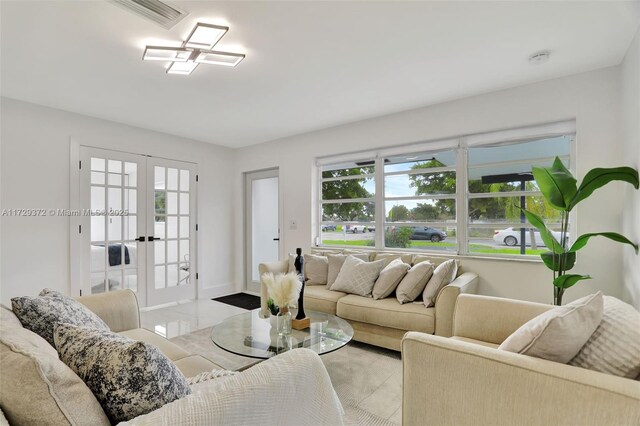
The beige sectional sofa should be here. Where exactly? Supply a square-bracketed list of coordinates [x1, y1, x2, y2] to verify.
[0, 289, 344, 425]
[259, 249, 478, 351]
[402, 294, 640, 426]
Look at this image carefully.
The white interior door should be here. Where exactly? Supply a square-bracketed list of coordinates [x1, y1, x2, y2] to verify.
[78, 148, 197, 307]
[146, 158, 197, 306]
[80, 147, 147, 305]
[245, 169, 280, 294]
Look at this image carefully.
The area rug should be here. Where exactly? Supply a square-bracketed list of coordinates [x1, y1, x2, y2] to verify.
[170, 327, 402, 425]
[212, 292, 261, 310]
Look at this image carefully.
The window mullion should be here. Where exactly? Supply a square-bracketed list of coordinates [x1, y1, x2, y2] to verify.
[457, 143, 469, 255]
[375, 156, 385, 249]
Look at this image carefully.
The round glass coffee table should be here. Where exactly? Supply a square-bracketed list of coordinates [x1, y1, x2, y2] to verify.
[211, 309, 354, 359]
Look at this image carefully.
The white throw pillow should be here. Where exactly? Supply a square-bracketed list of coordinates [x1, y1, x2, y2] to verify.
[372, 258, 411, 300]
[327, 254, 369, 287]
[304, 254, 328, 285]
[499, 292, 603, 363]
[330, 256, 385, 297]
[422, 259, 459, 307]
[396, 262, 435, 304]
[569, 296, 640, 378]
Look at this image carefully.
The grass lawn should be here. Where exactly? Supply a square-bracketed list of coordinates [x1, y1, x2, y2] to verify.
[321, 239, 546, 255]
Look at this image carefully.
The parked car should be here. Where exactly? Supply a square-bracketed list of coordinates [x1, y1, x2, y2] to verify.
[493, 227, 567, 247]
[321, 224, 337, 232]
[409, 226, 447, 242]
[350, 225, 374, 233]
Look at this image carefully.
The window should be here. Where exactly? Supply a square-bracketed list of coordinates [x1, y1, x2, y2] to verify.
[320, 161, 376, 247]
[318, 123, 575, 258]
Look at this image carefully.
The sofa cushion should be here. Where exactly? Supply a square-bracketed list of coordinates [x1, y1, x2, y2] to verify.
[373, 253, 413, 267]
[569, 296, 640, 378]
[337, 295, 435, 333]
[174, 355, 225, 378]
[330, 256, 385, 296]
[54, 323, 192, 424]
[327, 254, 369, 287]
[372, 258, 410, 300]
[396, 261, 434, 304]
[304, 285, 348, 315]
[304, 254, 329, 285]
[423, 259, 459, 307]
[0, 316, 110, 426]
[11, 289, 110, 347]
[499, 292, 603, 363]
[119, 328, 191, 361]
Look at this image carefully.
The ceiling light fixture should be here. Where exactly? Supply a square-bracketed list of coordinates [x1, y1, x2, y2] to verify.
[142, 22, 245, 75]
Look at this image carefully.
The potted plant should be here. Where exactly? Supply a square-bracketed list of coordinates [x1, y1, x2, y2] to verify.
[520, 157, 638, 305]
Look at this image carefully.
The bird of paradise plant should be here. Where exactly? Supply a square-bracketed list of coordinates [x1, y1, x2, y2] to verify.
[520, 157, 639, 305]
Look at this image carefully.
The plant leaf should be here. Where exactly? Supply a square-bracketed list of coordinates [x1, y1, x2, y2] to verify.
[569, 232, 639, 254]
[532, 157, 577, 211]
[541, 251, 576, 272]
[553, 274, 591, 289]
[519, 208, 564, 253]
[569, 167, 639, 210]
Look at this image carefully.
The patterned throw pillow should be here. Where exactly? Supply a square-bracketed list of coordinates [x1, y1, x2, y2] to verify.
[327, 254, 370, 287]
[569, 296, 640, 378]
[54, 323, 192, 424]
[330, 256, 385, 297]
[11, 289, 109, 346]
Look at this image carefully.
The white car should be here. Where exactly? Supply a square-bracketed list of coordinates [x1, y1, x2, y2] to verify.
[493, 227, 566, 247]
[349, 225, 374, 233]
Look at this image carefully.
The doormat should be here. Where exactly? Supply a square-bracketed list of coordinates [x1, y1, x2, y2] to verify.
[213, 293, 261, 310]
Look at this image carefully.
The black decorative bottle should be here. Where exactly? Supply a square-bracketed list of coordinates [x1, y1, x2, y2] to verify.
[294, 248, 306, 320]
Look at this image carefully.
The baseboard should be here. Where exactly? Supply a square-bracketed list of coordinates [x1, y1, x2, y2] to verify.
[198, 282, 236, 300]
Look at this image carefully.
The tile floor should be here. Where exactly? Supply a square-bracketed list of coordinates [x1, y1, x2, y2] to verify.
[140, 298, 402, 425]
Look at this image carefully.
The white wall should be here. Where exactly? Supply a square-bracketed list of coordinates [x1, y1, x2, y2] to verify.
[621, 29, 640, 310]
[0, 98, 236, 305]
[234, 66, 628, 305]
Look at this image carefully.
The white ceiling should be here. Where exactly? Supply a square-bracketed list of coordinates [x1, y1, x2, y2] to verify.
[1, 1, 639, 148]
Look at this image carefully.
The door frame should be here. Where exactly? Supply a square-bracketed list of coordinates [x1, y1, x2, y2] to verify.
[244, 168, 281, 294]
[70, 141, 199, 307]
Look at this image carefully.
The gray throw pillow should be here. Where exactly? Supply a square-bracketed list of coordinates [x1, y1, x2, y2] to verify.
[396, 262, 434, 304]
[54, 323, 191, 424]
[422, 259, 459, 307]
[330, 256, 385, 297]
[499, 292, 603, 363]
[372, 258, 410, 300]
[569, 296, 640, 378]
[11, 289, 109, 347]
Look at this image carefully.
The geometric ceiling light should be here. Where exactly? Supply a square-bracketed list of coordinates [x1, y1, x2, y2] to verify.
[142, 22, 245, 75]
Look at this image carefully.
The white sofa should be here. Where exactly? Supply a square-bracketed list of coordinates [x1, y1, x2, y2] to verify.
[259, 249, 478, 351]
[0, 290, 344, 425]
[402, 294, 640, 426]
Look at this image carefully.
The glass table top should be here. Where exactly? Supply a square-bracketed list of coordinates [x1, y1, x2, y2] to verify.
[211, 309, 354, 359]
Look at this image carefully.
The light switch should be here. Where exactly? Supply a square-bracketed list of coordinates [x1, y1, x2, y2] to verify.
[289, 220, 297, 230]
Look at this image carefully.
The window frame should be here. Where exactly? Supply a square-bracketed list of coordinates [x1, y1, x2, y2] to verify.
[317, 124, 576, 259]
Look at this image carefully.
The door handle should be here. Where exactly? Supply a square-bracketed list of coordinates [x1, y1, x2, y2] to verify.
[149, 236, 162, 241]
[135, 236, 146, 242]
[273, 238, 280, 241]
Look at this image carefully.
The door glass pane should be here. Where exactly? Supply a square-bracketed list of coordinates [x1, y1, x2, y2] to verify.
[167, 216, 178, 239]
[91, 157, 105, 171]
[108, 216, 122, 241]
[108, 270, 122, 291]
[123, 273, 137, 292]
[108, 188, 122, 211]
[155, 241, 165, 265]
[91, 271, 107, 294]
[125, 215, 137, 240]
[167, 168, 178, 191]
[155, 167, 166, 190]
[180, 170, 190, 191]
[155, 216, 166, 239]
[124, 162, 137, 187]
[167, 240, 178, 264]
[179, 239, 189, 262]
[108, 160, 122, 186]
[167, 264, 178, 287]
[91, 187, 105, 211]
[91, 171, 105, 185]
[251, 177, 279, 281]
[179, 193, 189, 214]
[126, 189, 137, 214]
[91, 217, 105, 242]
[178, 263, 189, 286]
[155, 266, 166, 289]
[167, 192, 177, 215]
[179, 217, 189, 238]
[155, 191, 166, 214]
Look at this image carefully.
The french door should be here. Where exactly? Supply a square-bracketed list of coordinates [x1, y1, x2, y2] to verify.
[78, 147, 197, 307]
